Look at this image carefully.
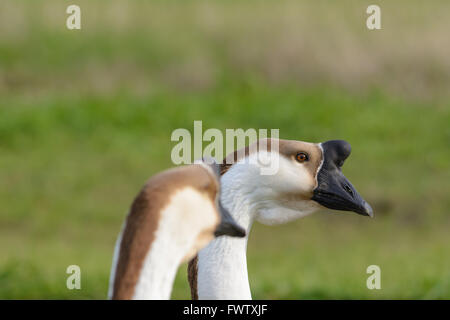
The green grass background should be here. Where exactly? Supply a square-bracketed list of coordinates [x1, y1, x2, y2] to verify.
[0, 0, 449, 299]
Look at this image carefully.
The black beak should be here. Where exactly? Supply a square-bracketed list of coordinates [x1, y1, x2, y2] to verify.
[214, 201, 246, 238]
[311, 140, 373, 217]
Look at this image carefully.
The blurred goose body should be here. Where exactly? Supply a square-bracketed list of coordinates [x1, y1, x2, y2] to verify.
[188, 139, 373, 300]
[108, 160, 245, 300]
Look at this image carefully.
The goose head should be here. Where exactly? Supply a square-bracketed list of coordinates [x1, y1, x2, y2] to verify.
[221, 138, 373, 225]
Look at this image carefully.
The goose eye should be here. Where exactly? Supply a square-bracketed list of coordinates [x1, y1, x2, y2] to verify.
[295, 152, 309, 163]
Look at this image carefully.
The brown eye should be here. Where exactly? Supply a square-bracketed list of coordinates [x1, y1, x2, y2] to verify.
[295, 152, 309, 163]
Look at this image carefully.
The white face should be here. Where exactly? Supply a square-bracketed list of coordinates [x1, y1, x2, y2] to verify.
[251, 152, 322, 225]
[221, 145, 323, 226]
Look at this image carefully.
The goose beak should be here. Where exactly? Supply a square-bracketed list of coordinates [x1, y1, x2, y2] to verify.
[312, 172, 374, 217]
[215, 201, 246, 238]
[311, 140, 373, 218]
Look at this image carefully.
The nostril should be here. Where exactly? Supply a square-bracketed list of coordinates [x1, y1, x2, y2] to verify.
[343, 184, 354, 197]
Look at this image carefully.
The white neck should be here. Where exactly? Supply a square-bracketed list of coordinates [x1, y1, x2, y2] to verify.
[134, 188, 217, 300]
[197, 187, 254, 299]
[109, 188, 218, 300]
[196, 153, 318, 299]
[197, 157, 264, 300]
[132, 233, 183, 300]
[108, 223, 182, 300]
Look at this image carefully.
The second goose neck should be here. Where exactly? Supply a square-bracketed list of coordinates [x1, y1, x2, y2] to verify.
[196, 167, 258, 300]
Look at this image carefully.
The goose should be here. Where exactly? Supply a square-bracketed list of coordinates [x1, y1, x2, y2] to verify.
[188, 138, 373, 299]
[108, 159, 246, 300]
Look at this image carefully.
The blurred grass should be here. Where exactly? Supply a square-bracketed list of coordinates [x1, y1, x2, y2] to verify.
[0, 0, 449, 299]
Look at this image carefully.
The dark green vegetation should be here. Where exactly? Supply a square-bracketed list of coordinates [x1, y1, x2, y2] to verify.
[0, 1, 449, 299]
